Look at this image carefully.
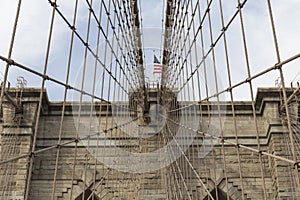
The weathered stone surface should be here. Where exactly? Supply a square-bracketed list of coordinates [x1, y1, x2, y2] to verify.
[1, 88, 299, 199]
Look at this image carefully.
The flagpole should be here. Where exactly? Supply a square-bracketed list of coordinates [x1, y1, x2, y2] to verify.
[152, 50, 155, 83]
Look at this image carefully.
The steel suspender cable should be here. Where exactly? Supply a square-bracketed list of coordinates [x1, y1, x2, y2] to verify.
[1, 0, 300, 199]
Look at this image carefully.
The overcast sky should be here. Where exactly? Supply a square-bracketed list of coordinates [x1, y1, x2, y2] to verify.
[0, 0, 300, 101]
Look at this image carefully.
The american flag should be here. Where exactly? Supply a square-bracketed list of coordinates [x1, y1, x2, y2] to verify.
[153, 55, 162, 74]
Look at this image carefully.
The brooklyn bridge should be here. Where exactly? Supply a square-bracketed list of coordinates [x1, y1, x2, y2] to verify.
[0, 0, 300, 199]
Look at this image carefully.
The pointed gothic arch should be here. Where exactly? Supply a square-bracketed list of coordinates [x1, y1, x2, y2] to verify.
[75, 188, 100, 200]
[203, 188, 233, 200]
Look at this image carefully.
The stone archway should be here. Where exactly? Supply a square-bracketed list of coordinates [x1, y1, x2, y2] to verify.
[203, 188, 233, 200]
[75, 188, 100, 200]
